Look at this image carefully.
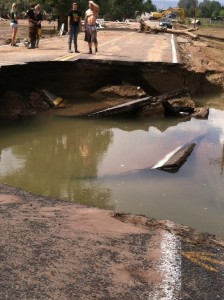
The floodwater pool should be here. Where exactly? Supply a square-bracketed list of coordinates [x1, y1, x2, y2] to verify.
[0, 93, 224, 235]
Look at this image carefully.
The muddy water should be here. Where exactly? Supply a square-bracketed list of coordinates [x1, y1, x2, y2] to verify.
[0, 94, 224, 235]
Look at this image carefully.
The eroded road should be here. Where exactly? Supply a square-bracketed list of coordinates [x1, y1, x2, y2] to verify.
[0, 29, 177, 66]
[0, 26, 223, 299]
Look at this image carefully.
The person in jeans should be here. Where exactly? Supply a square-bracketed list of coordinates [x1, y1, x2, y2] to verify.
[9, 3, 19, 47]
[67, 2, 82, 53]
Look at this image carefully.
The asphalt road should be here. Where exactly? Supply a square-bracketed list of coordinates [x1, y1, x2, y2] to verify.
[0, 29, 178, 66]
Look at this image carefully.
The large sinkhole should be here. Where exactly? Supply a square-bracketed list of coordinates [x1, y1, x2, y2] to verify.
[0, 59, 224, 234]
[0, 59, 223, 119]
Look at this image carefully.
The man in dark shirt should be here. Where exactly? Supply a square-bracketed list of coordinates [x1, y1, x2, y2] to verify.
[67, 2, 82, 53]
[26, 4, 38, 49]
[35, 4, 43, 48]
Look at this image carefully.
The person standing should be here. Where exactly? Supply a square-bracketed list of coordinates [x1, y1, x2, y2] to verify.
[9, 3, 19, 47]
[26, 3, 38, 49]
[84, 1, 99, 54]
[67, 2, 82, 53]
[34, 4, 43, 48]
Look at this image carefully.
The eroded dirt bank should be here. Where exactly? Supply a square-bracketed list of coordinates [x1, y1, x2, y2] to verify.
[0, 59, 223, 119]
[0, 21, 223, 119]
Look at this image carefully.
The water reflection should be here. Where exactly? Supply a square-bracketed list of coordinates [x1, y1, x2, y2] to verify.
[0, 148, 25, 176]
[0, 118, 115, 209]
[0, 97, 224, 234]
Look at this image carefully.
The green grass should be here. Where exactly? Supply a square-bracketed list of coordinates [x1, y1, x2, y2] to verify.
[198, 18, 224, 28]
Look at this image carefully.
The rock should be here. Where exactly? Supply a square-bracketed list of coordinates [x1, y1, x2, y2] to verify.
[169, 97, 195, 108]
[192, 107, 209, 119]
[138, 101, 164, 117]
[91, 85, 148, 101]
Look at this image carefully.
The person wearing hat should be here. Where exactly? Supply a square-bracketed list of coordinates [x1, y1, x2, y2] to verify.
[67, 2, 82, 53]
[84, 1, 99, 54]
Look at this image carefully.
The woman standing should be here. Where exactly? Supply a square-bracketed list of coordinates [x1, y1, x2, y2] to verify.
[9, 3, 19, 47]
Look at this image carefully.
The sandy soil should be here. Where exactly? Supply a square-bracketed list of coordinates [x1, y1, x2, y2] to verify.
[139, 19, 224, 90]
[179, 29, 224, 70]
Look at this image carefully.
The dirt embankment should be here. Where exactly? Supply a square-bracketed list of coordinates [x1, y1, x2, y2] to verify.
[139, 19, 224, 89]
[177, 26, 224, 88]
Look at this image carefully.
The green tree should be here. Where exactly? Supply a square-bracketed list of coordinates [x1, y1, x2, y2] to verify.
[220, 9, 224, 18]
[0, 0, 158, 25]
[198, 0, 222, 18]
[143, 0, 157, 13]
[110, 0, 154, 21]
[178, 0, 196, 17]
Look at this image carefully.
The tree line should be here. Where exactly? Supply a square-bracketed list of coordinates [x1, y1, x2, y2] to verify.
[1, 0, 223, 25]
[178, 0, 224, 19]
[0, 0, 156, 25]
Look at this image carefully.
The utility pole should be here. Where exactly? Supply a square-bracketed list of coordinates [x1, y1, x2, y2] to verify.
[194, 0, 198, 28]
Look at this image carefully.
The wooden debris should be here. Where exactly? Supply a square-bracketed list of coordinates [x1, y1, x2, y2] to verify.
[139, 19, 198, 40]
[88, 96, 152, 117]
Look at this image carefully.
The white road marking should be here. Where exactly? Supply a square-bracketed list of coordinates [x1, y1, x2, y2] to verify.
[148, 229, 182, 300]
[171, 34, 178, 63]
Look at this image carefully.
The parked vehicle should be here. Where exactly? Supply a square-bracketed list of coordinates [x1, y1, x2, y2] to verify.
[149, 7, 185, 23]
[167, 13, 177, 19]
[159, 17, 173, 29]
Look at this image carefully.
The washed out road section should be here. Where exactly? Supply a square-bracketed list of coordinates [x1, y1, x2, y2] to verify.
[0, 30, 176, 66]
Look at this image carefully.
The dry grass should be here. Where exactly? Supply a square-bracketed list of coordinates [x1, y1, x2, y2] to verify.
[0, 19, 58, 45]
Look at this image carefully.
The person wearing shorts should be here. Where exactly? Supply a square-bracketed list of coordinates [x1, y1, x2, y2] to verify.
[84, 1, 99, 54]
[9, 3, 19, 47]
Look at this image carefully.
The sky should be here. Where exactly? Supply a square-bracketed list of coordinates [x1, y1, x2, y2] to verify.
[152, 0, 224, 10]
